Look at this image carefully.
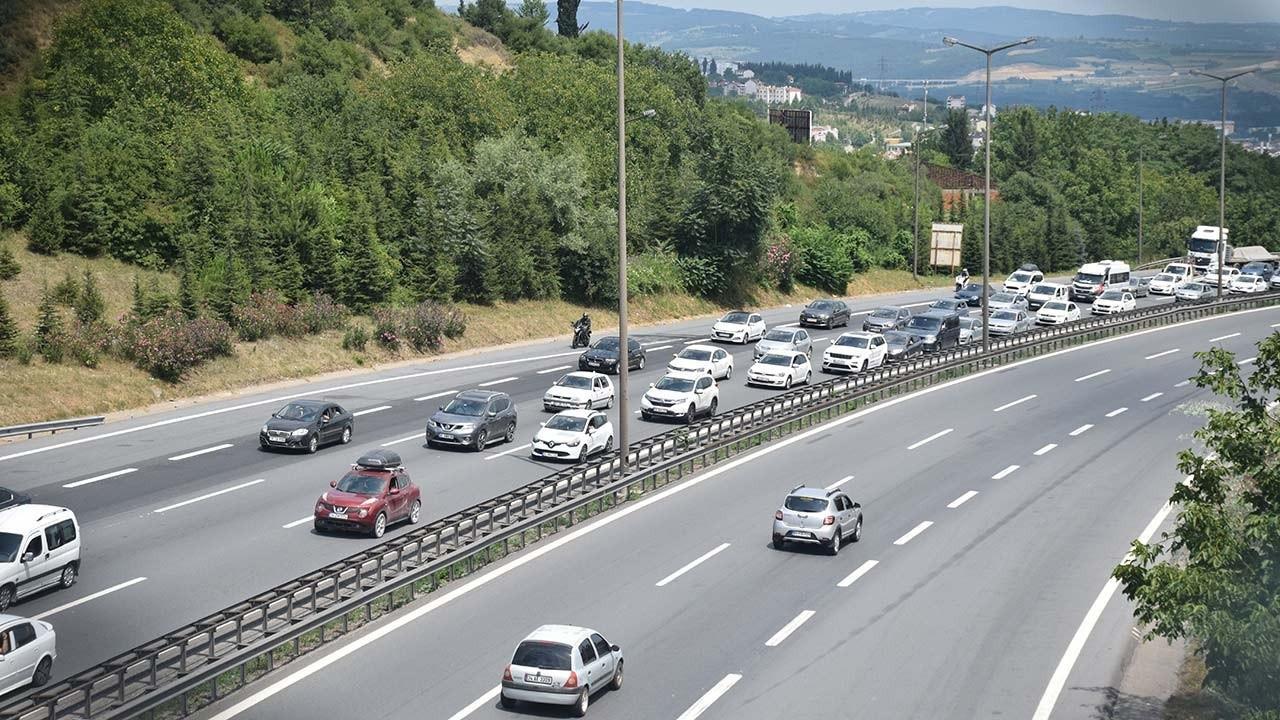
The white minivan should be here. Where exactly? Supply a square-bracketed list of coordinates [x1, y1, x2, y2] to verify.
[0, 505, 80, 611]
[1027, 282, 1069, 310]
[1071, 260, 1131, 303]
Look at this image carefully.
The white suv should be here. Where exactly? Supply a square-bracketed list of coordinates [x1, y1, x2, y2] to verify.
[0, 505, 80, 611]
[640, 371, 719, 423]
[822, 332, 887, 373]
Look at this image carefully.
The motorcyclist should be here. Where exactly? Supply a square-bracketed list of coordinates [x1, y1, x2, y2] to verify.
[955, 267, 970, 292]
[572, 313, 592, 348]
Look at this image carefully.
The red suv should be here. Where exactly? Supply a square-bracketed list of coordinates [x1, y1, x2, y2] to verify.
[313, 450, 422, 538]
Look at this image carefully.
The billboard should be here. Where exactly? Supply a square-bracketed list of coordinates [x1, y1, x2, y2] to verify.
[930, 223, 963, 269]
[769, 108, 812, 145]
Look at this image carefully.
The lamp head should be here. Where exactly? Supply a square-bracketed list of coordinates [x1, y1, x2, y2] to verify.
[943, 36, 958, 47]
[640, 108, 657, 118]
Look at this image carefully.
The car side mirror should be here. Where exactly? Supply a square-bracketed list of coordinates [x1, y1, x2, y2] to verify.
[330, 479, 338, 488]
[648, 382, 655, 388]
[611, 644, 620, 652]
[20, 552, 33, 563]
[539, 422, 546, 427]
[438, 405, 444, 411]
[853, 502, 862, 509]
[488, 410, 497, 417]
[389, 487, 400, 496]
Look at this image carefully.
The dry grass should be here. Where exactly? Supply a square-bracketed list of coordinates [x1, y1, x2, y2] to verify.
[454, 23, 512, 71]
[0, 0, 81, 95]
[1164, 651, 1233, 720]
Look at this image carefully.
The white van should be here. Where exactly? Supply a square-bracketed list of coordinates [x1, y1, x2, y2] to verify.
[1003, 264, 1044, 296]
[1027, 281, 1069, 310]
[1163, 262, 1196, 280]
[0, 505, 80, 611]
[1071, 260, 1131, 303]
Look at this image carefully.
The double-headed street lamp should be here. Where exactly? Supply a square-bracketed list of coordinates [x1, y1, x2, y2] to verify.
[1190, 67, 1256, 299]
[943, 35, 1035, 351]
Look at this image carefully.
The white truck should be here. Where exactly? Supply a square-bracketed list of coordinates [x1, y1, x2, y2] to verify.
[1188, 225, 1231, 272]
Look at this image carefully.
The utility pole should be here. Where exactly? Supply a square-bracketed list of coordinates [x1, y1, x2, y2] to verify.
[1137, 146, 1143, 266]
[615, 0, 629, 468]
[1191, 67, 1256, 299]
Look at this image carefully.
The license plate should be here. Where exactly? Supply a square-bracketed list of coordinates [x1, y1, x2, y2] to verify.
[588, 360, 601, 366]
[524, 674, 553, 685]
[438, 433, 453, 440]
[330, 512, 347, 520]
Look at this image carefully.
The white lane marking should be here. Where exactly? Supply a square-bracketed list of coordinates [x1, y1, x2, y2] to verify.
[33, 577, 148, 621]
[779, 322, 800, 327]
[381, 434, 422, 447]
[536, 365, 572, 375]
[1174, 379, 1192, 388]
[825, 475, 854, 490]
[484, 443, 531, 460]
[353, 405, 391, 417]
[993, 394, 1037, 412]
[1070, 424, 1094, 436]
[1209, 332, 1240, 342]
[445, 685, 501, 720]
[676, 673, 743, 720]
[201, 307, 1280, 720]
[948, 490, 979, 509]
[1034, 443, 1058, 456]
[1141, 392, 1163, 402]
[683, 339, 707, 345]
[646, 345, 673, 352]
[642, 341, 671, 347]
[837, 559, 879, 588]
[154, 479, 265, 513]
[907, 428, 953, 450]
[816, 337, 832, 343]
[167, 443, 233, 461]
[1239, 357, 1256, 366]
[991, 464, 1021, 480]
[1273, 322, 1280, 328]
[1074, 369, 1111, 382]
[765, 610, 816, 647]
[1145, 348, 1179, 360]
[893, 521, 934, 546]
[282, 516, 313, 529]
[1106, 407, 1129, 417]
[414, 389, 457, 402]
[655, 543, 732, 587]
[478, 376, 517, 387]
[63, 467, 137, 489]
[1031, 498, 1175, 720]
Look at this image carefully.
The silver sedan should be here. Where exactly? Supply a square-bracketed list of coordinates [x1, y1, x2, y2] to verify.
[988, 309, 1034, 335]
[753, 327, 813, 360]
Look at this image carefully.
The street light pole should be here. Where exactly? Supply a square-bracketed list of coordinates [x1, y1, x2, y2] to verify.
[616, 0, 629, 470]
[943, 35, 1034, 352]
[912, 124, 935, 283]
[1191, 67, 1255, 299]
[1137, 146, 1143, 266]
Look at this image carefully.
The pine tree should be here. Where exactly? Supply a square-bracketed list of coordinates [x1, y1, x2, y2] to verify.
[34, 284, 63, 362]
[556, 0, 582, 37]
[342, 229, 394, 313]
[131, 275, 147, 320]
[179, 263, 200, 319]
[401, 187, 457, 302]
[0, 293, 16, 358]
[75, 269, 105, 324]
[52, 269, 79, 306]
[0, 245, 19, 281]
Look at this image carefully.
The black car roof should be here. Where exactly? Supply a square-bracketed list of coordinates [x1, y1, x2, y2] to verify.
[287, 399, 330, 407]
[456, 389, 506, 401]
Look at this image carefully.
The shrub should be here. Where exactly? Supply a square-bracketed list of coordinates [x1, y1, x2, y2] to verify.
[52, 271, 80, 306]
[762, 236, 797, 292]
[63, 319, 110, 368]
[34, 288, 64, 361]
[341, 325, 369, 351]
[75, 270, 106, 324]
[0, 246, 19, 281]
[120, 310, 234, 382]
[231, 291, 305, 341]
[216, 11, 282, 63]
[299, 293, 350, 334]
[627, 252, 685, 296]
[400, 301, 459, 352]
[792, 226, 854, 294]
[676, 256, 725, 298]
[0, 294, 16, 357]
[371, 308, 400, 351]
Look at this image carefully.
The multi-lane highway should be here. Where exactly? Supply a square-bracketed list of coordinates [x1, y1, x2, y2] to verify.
[183, 301, 1278, 720]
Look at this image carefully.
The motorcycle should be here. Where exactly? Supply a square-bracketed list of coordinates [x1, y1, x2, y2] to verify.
[571, 320, 592, 349]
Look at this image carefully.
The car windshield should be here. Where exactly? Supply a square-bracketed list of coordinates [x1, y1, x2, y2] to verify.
[1077, 272, 1104, 283]
[835, 335, 870, 348]
[556, 375, 592, 390]
[654, 376, 696, 392]
[962, 283, 983, 292]
[872, 308, 899, 319]
[784, 496, 828, 513]
[931, 300, 958, 308]
[678, 348, 713, 361]
[273, 403, 320, 421]
[991, 293, 1017, 303]
[1031, 284, 1057, 294]
[992, 310, 1019, 321]
[545, 415, 588, 432]
[907, 316, 941, 331]
[443, 398, 487, 416]
[1184, 283, 1206, 292]
[335, 472, 387, 495]
[512, 641, 572, 670]
[1009, 272, 1032, 283]
[721, 312, 749, 323]
[758, 354, 792, 366]
[960, 318, 978, 329]
[1043, 302, 1068, 311]
[591, 337, 620, 351]
[807, 301, 834, 311]
[763, 329, 795, 342]
[885, 332, 910, 345]
[0, 532, 21, 563]
[1100, 290, 1124, 300]
[1154, 274, 1175, 282]
[1189, 238, 1218, 254]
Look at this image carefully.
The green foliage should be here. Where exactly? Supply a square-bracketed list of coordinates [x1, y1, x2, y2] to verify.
[52, 270, 80, 305]
[74, 269, 105, 324]
[0, 293, 16, 358]
[556, 0, 581, 37]
[34, 284, 64, 362]
[790, 226, 853, 294]
[1114, 334, 1280, 718]
[341, 323, 369, 351]
[214, 10, 282, 63]
[627, 251, 685, 296]
[0, 245, 20, 281]
[941, 109, 972, 170]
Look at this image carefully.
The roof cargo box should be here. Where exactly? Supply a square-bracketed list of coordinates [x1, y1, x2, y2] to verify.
[355, 449, 402, 470]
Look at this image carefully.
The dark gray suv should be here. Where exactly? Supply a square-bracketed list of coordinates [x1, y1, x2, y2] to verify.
[426, 390, 518, 451]
[904, 310, 962, 352]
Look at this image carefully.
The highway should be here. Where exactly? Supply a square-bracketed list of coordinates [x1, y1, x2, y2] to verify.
[188, 301, 1279, 720]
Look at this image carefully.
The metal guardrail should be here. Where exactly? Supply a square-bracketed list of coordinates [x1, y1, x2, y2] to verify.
[4, 292, 1278, 720]
[0, 417, 106, 441]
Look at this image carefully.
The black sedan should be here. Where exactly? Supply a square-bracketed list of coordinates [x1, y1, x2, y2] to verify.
[955, 283, 994, 307]
[578, 336, 646, 374]
[0, 487, 31, 512]
[798, 299, 851, 329]
[883, 330, 924, 362]
[260, 399, 354, 453]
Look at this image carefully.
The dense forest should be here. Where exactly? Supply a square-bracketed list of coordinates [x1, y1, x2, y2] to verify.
[734, 61, 856, 98]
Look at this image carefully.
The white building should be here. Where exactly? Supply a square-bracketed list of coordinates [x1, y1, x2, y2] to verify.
[811, 125, 840, 143]
[757, 84, 802, 104]
[946, 95, 966, 110]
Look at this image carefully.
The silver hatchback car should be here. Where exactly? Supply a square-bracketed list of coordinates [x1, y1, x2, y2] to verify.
[772, 485, 863, 555]
[754, 327, 813, 360]
[502, 624, 623, 716]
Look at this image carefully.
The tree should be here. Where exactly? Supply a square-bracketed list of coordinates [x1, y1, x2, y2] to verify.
[461, 0, 512, 36]
[941, 109, 972, 170]
[709, 58, 718, 76]
[34, 284, 63, 361]
[178, 263, 200, 319]
[0, 245, 19, 280]
[517, 0, 549, 25]
[74, 269, 105, 324]
[1114, 334, 1280, 718]
[0, 293, 16, 358]
[556, 0, 583, 37]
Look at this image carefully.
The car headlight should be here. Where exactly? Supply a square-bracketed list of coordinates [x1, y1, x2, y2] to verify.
[291, 428, 309, 437]
[925, 335, 937, 344]
[261, 425, 270, 434]
[358, 508, 368, 518]
[457, 424, 475, 432]
[565, 438, 581, 447]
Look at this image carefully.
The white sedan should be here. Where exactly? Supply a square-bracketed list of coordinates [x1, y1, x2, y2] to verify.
[1036, 300, 1082, 325]
[667, 344, 733, 379]
[1090, 290, 1136, 315]
[1229, 275, 1269, 294]
[531, 410, 614, 463]
[1202, 267, 1241, 288]
[747, 351, 812, 389]
[711, 311, 766, 344]
[0, 615, 56, 694]
[822, 332, 887, 373]
[988, 292, 1029, 312]
[1148, 273, 1184, 295]
[542, 372, 615, 412]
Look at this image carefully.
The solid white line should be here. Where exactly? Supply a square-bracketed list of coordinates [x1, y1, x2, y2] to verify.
[676, 674, 743, 720]
[993, 394, 1037, 412]
[816, 337, 832, 343]
[907, 428, 954, 450]
[1144, 348, 1179, 360]
[1209, 332, 1240, 342]
[765, 610, 816, 647]
[837, 559, 879, 588]
[825, 475, 854, 490]
[1070, 424, 1094, 436]
[1273, 322, 1280, 328]
[1174, 380, 1192, 388]
[948, 490, 979, 509]
[655, 543, 732, 587]
[414, 389, 457, 402]
[1239, 357, 1256, 366]
[1141, 392, 1163, 402]
[353, 405, 391, 417]
[1031, 499, 1175, 720]
[646, 344, 673, 351]
[282, 516, 313, 529]
[478, 376, 517, 387]
[894, 521, 934, 546]
[381, 434, 422, 447]
[167, 443, 233, 461]
[1034, 443, 1058, 456]
[779, 321, 800, 327]
[484, 443, 531, 460]
[154, 479, 265, 513]
[32, 577, 147, 620]
[445, 685, 501, 720]
[642, 341, 671, 347]
[63, 468, 137, 489]
[991, 464, 1020, 480]
[536, 365, 572, 375]
[1074, 369, 1111, 382]
[202, 307, 1280, 720]
[683, 339, 706, 345]
[1106, 407, 1129, 417]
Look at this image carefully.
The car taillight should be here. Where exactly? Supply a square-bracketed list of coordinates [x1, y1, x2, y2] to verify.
[503, 665, 512, 682]
[823, 515, 836, 525]
[564, 672, 579, 689]
[775, 510, 783, 520]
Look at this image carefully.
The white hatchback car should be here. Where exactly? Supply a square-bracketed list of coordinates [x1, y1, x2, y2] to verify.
[710, 311, 766, 344]
[747, 351, 812, 389]
[1229, 275, 1268, 294]
[542, 372, 614, 413]
[0, 505, 80, 612]
[1091, 289, 1136, 315]
[822, 332, 887, 373]
[1036, 300, 1081, 325]
[502, 625, 623, 716]
[1148, 273, 1184, 295]
[667, 344, 733, 379]
[531, 410, 614, 463]
[640, 371, 719, 423]
[0, 615, 56, 694]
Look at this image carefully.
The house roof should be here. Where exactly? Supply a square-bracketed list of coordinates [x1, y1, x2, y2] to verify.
[924, 163, 996, 192]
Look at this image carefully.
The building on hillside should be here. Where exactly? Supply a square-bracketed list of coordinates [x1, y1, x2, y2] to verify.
[757, 84, 803, 104]
[978, 103, 997, 118]
[739, 69, 755, 79]
[946, 95, 966, 110]
[1181, 119, 1236, 136]
[883, 140, 911, 160]
[897, 102, 918, 114]
[810, 124, 840, 143]
[925, 164, 1000, 211]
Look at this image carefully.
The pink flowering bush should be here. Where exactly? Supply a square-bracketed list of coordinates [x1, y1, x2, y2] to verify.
[118, 310, 233, 381]
[763, 236, 797, 292]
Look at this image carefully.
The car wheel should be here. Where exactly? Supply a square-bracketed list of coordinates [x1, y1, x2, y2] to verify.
[637, 355, 646, 370]
[783, 375, 792, 389]
[573, 689, 589, 717]
[685, 404, 696, 425]
[708, 398, 718, 417]
[341, 425, 352, 444]
[500, 693, 517, 709]
[772, 534, 785, 550]
[371, 512, 387, 538]
[578, 445, 588, 463]
[0, 584, 14, 611]
[408, 500, 422, 524]
[504, 422, 516, 444]
[828, 529, 842, 556]
[472, 429, 488, 452]
[604, 435, 614, 454]
[640, 411, 651, 421]
[606, 396, 614, 409]
[860, 360, 867, 373]
[724, 365, 732, 380]
[307, 433, 319, 454]
[852, 516, 863, 542]
[804, 371, 812, 385]
[313, 520, 326, 533]
[611, 660, 624, 691]
[58, 564, 77, 589]
[32, 657, 52, 688]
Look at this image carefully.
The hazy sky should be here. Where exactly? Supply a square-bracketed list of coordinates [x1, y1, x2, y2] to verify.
[642, 0, 1280, 23]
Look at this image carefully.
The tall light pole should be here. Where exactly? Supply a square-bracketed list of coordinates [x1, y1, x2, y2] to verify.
[912, 124, 936, 283]
[943, 35, 1034, 351]
[1191, 67, 1255, 299]
[1137, 145, 1143, 266]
